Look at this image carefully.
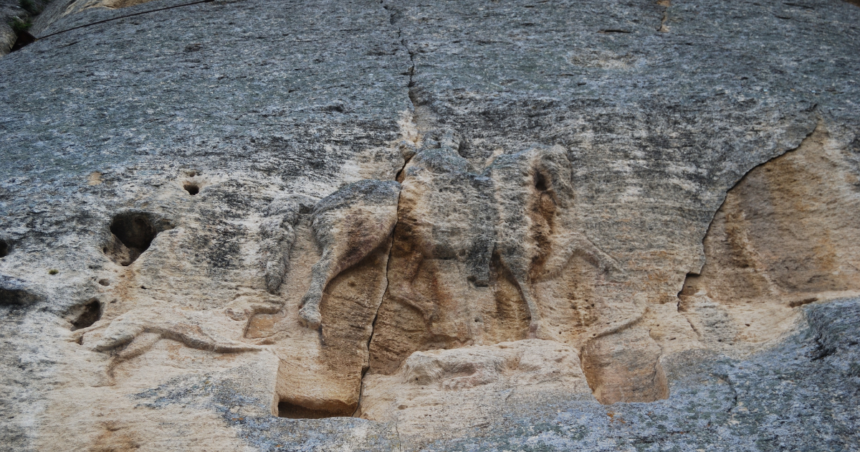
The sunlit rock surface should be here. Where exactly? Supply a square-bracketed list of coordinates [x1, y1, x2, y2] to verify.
[1, 0, 860, 450]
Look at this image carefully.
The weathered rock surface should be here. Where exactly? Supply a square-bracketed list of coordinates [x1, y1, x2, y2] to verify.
[1, 0, 859, 450]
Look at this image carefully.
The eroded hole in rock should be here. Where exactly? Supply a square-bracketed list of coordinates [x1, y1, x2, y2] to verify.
[69, 299, 102, 330]
[0, 240, 8, 258]
[277, 401, 349, 419]
[534, 171, 548, 191]
[104, 212, 159, 266]
[677, 273, 700, 311]
[183, 183, 199, 195]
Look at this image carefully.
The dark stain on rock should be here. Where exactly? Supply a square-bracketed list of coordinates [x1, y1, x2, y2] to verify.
[0, 276, 41, 308]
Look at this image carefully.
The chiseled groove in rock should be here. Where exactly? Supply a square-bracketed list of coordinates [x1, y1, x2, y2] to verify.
[351, 237, 393, 417]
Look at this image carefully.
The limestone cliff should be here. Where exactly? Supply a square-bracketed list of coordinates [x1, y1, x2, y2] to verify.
[1, 0, 860, 450]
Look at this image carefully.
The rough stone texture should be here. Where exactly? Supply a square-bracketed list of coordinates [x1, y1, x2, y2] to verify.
[1, 0, 860, 450]
[406, 299, 860, 451]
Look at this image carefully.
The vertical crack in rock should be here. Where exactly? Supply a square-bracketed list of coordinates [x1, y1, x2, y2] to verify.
[382, 1, 415, 88]
[354, 185, 403, 417]
[382, 1, 423, 129]
[350, 2, 416, 414]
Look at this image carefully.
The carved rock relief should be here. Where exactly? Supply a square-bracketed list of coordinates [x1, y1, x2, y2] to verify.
[358, 339, 592, 438]
[366, 129, 639, 407]
[76, 129, 647, 421]
[679, 121, 860, 355]
[78, 127, 675, 423]
[85, 123, 846, 427]
[72, 302, 275, 385]
[74, 120, 860, 422]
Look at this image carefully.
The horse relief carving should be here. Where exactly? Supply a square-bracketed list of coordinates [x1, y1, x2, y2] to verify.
[291, 130, 620, 339]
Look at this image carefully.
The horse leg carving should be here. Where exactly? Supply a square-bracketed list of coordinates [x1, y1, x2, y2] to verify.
[387, 251, 437, 321]
[299, 248, 348, 329]
[297, 180, 401, 329]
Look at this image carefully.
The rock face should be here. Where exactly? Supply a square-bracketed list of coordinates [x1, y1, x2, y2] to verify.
[1, 0, 859, 450]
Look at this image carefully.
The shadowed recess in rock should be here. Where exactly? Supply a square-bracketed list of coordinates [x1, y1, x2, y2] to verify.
[104, 212, 160, 266]
[0, 239, 8, 258]
[0, 276, 41, 307]
[10, 31, 36, 52]
[277, 400, 351, 419]
[183, 183, 199, 195]
[69, 299, 102, 331]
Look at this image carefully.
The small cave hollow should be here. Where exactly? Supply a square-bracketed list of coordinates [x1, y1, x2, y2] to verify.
[0, 240, 8, 258]
[277, 400, 351, 419]
[70, 299, 102, 331]
[534, 171, 548, 191]
[105, 213, 159, 266]
[183, 183, 200, 195]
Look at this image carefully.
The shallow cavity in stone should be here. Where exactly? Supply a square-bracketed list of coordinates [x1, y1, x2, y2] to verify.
[277, 401, 350, 419]
[105, 213, 158, 266]
[69, 299, 102, 331]
[183, 183, 200, 195]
